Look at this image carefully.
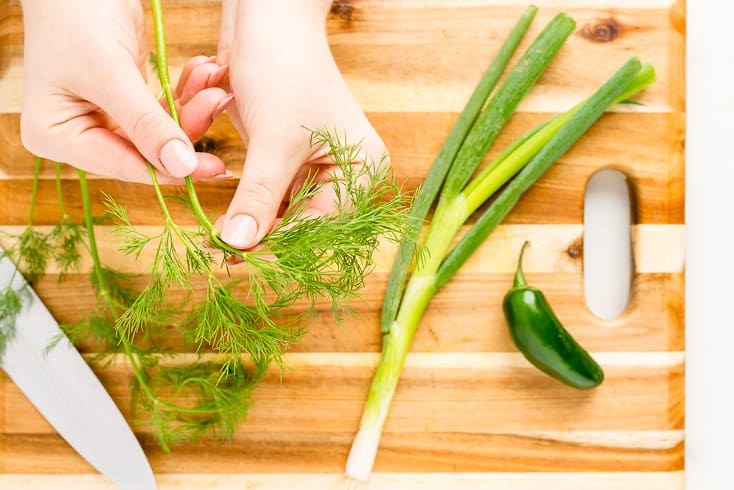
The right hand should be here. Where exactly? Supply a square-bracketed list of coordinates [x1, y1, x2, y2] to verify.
[20, 0, 233, 184]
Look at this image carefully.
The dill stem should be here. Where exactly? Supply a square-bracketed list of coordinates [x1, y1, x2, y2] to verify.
[77, 171, 104, 286]
[148, 165, 176, 225]
[149, 0, 234, 253]
[77, 170, 162, 409]
[54, 163, 71, 222]
[28, 157, 42, 227]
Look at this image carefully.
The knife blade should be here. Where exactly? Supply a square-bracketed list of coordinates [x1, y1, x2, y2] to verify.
[0, 249, 158, 490]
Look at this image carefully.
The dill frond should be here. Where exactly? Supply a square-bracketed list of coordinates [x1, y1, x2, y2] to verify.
[130, 354, 267, 452]
[188, 280, 305, 370]
[49, 221, 85, 279]
[0, 283, 29, 359]
[15, 226, 52, 284]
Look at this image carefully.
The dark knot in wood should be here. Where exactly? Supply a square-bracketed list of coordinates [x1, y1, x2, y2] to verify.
[330, 1, 355, 21]
[567, 237, 584, 259]
[194, 137, 217, 154]
[580, 18, 621, 43]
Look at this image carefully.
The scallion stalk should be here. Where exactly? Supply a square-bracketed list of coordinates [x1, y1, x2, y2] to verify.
[346, 49, 654, 483]
[381, 5, 539, 333]
[346, 11, 577, 481]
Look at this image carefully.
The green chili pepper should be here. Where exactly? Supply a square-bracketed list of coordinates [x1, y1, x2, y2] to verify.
[503, 241, 604, 389]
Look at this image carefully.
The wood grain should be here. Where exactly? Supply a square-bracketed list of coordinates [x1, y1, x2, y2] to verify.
[0, 473, 686, 490]
[0, 0, 685, 486]
[2, 353, 684, 473]
[0, 1, 684, 113]
[0, 111, 685, 224]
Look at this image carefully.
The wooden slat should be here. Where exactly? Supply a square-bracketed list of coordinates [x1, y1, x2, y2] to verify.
[0, 111, 685, 225]
[7, 271, 683, 354]
[3, 352, 684, 436]
[0, 223, 685, 274]
[0, 2, 683, 113]
[0, 224, 685, 353]
[0, 473, 686, 490]
[2, 353, 684, 473]
[0, 432, 683, 474]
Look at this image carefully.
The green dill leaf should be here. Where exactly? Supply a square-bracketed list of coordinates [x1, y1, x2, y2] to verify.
[15, 226, 52, 283]
[49, 222, 85, 280]
[0, 285, 26, 359]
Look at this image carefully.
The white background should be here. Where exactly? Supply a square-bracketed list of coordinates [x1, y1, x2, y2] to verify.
[686, 1, 734, 488]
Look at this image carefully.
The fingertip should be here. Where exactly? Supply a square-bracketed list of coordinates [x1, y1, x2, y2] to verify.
[207, 169, 234, 181]
[159, 139, 198, 178]
[206, 65, 230, 88]
[221, 214, 258, 249]
[189, 152, 227, 181]
[212, 94, 235, 121]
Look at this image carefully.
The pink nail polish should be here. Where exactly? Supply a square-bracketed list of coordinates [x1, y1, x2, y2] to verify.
[159, 140, 197, 178]
[221, 214, 257, 249]
[210, 170, 234, 181]
[212, 94, 235, 120]
[207, 65, 230, 88]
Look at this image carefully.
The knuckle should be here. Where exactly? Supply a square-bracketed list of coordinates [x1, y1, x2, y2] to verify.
[129, 110, 163, 150]
[362, 135, 389, 167]
[236, 180, 279, 211]
[19, 114, 48, 155]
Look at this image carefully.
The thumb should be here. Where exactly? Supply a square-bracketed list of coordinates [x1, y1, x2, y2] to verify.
[220, 140, 299, 249]
[91, 62, 198, 178]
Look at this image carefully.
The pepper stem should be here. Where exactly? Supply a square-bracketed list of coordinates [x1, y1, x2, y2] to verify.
[513, 240, 530, 288]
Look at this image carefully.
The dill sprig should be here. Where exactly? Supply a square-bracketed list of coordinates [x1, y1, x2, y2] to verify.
[1, 159, 84, 357]
[75, 170, 264, 451]
[104, 127, 410, 378]
[0, 270, 30, 360]
[7, 157, 52, 284]
[1, 157, 49, 357]
[49, 162, 85, 280]
[132, 0, 410, 377]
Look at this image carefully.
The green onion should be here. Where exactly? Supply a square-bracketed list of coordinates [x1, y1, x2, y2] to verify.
[437, 58, 649, 286]
[381, 5, 539, 333]
[346, 23, 656, 481]
[346, 11, 582, 482]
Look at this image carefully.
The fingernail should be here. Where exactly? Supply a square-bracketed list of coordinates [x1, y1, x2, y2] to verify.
[212, 94, 235, 121]
[207, 64, 229, 88]
[206, 55, 218, 63]
[208, 169, 234, 181]
[221, 214, 257, 249]
[159, 140, 198, 178]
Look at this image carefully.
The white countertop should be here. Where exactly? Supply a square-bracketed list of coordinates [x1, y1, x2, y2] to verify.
[685, 1, 733, 488]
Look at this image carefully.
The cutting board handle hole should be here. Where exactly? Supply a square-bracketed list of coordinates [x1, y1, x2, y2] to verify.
[583, 169, 634, 320]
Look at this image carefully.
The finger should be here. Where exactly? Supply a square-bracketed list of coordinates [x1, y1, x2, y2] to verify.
[218, 0, 238, 65]
[178, 88, 233, 142]
[219, 139, 303, 249]
[190, 152, 230, 181]
[178, 62, 229, 106]
[55, 123, 174, 184]
[175, 55, 216, 97]
[88, 60, 199, 178]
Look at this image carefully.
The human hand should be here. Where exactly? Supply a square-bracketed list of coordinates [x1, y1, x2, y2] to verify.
[20, 0, 233, 184]
[215, 0, 387, 249]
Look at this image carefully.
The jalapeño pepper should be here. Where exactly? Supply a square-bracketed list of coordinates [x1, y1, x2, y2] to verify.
[503, 242, 604, 389]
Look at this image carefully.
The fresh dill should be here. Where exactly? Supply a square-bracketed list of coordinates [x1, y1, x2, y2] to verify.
[105, 128, 410, 379]
[49, 162, 85, 280]
[73, 170, 270, 451]
[3, 0, 413, 450]
[6, 157, 52, 284]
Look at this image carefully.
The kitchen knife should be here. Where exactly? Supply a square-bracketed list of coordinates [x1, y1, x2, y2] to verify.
[0, 249, 158, 490]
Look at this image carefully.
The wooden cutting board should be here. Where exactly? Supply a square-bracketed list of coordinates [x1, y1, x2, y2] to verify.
[0, 0, 685, 488]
